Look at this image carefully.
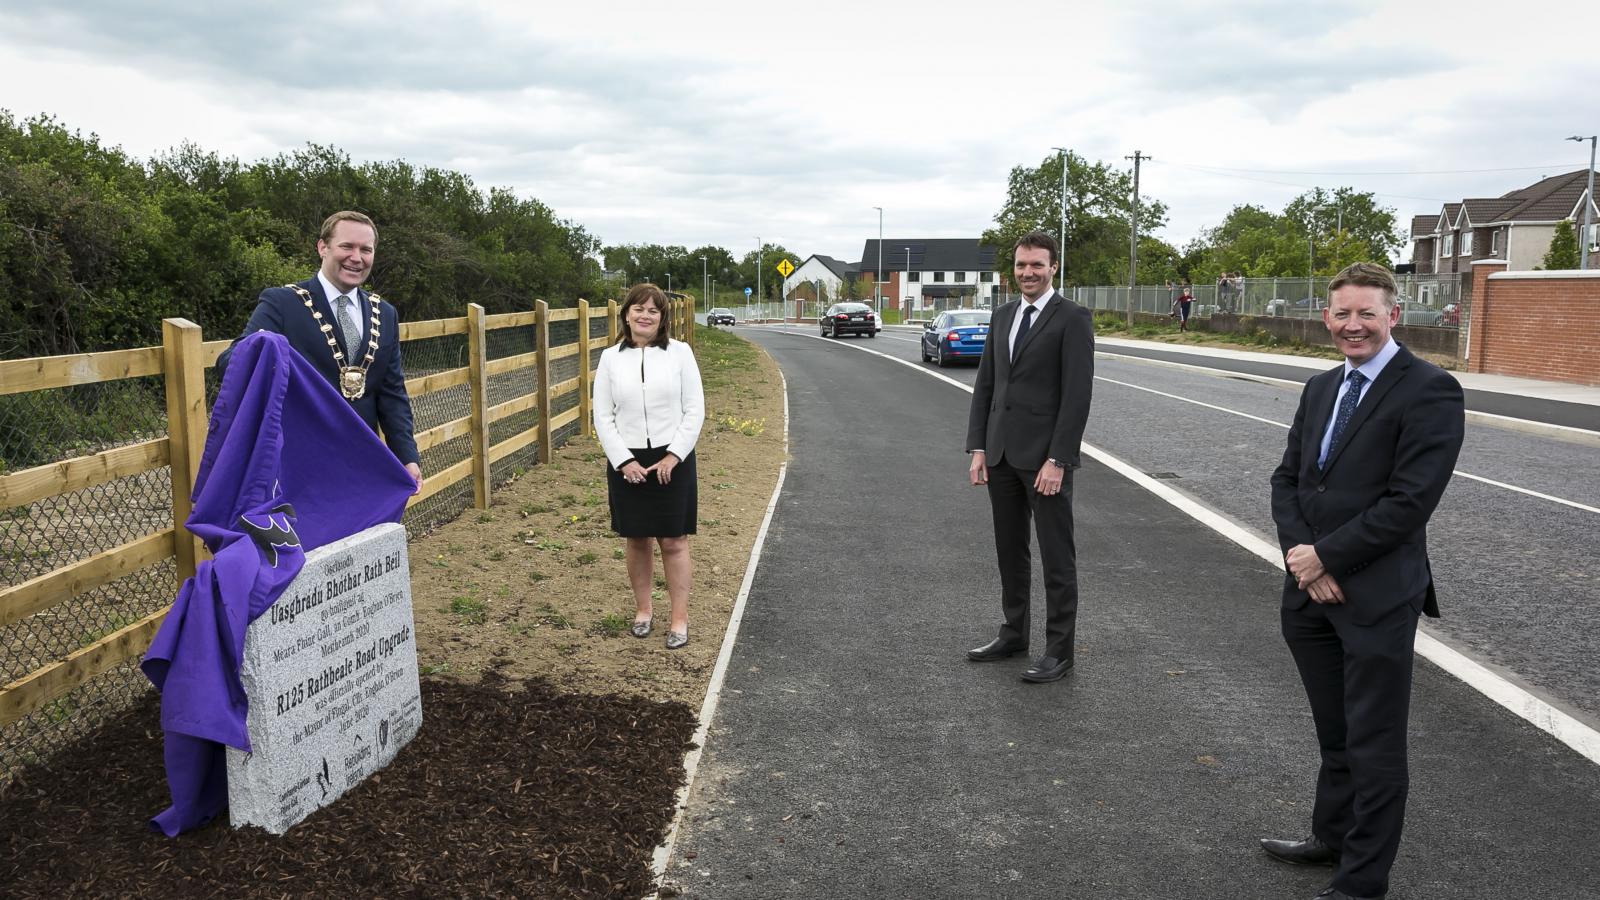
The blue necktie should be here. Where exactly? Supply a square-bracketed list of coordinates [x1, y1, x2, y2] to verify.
[1322, 369, 1367, 468]
[1013, 304, 1036, 361]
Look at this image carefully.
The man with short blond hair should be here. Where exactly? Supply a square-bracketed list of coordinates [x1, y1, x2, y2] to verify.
[218, 211, 421, 488]
[1263, 261, 1464, 900]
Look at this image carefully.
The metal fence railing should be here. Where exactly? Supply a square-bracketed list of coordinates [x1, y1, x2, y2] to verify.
[1071, 274, 1466, 328]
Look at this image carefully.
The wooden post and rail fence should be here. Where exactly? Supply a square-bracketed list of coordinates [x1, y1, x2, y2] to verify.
[0, 294, 697, 736]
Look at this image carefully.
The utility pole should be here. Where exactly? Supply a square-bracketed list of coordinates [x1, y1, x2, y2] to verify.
[1052, 146, 1069, 293]
[756, 236, 762, 321]
[1125, 150, 1148, 328]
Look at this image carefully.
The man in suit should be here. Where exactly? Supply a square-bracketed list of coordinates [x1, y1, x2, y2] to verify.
[1263, 262, 1464, 900]
[218, 211, 421, 489]
[964, 231, 1094, 683]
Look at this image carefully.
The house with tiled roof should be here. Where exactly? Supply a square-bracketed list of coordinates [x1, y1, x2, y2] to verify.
[782, 254, 852, 300]
[1411, 169, 1599, 273]
[856, 238, 1005, 310]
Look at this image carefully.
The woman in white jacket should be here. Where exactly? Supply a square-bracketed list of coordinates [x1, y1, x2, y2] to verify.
[592, 284, 705, 649]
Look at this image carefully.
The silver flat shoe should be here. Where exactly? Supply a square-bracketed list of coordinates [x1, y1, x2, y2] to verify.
[630, 617, 652, 638]
[665, 629, 688, 650]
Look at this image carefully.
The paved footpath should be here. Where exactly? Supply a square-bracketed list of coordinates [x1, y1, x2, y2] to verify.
[663, 328, 1600, 899]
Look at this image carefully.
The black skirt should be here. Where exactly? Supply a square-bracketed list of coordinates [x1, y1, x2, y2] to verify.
[607, 446, 697, 538]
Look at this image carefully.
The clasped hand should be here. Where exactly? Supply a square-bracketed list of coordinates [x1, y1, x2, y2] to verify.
[1286, 543, 1344, 604]
[620, 454, 677, 486]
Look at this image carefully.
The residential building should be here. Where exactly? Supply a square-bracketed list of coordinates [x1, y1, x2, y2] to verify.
[1411, 169, 1599, 274]
[854, 239, 1005, 312]
[782, 254, 851, 301]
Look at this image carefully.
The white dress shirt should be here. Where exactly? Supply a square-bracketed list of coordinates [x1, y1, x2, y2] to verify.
[1317, 337, 1401, 467]
[317, 270, 365, 342]
[1008, 289, 1055, 360]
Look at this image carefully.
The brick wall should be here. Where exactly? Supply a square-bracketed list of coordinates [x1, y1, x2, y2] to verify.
[1468, 260, 1600, 385]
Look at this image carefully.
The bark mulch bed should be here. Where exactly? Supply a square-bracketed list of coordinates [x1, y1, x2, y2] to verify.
[1, 673, 695, 899]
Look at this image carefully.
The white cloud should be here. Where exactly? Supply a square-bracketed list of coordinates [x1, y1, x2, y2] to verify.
[3, 0, 1597, 267]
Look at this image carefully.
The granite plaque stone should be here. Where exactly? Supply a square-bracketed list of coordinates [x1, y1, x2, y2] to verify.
[226, 522, 421, 834]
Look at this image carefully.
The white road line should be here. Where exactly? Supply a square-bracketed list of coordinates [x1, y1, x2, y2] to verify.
[1099, 349, 1600, 445]
[794, 327, 1600, 767]
[650, 368, 792, 891]
[1096, 374, 1600, 516]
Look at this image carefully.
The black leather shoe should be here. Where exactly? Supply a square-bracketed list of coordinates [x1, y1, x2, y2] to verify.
[966, 638, 1027, 661]
[1260, 835, 1339, 867]
[1314, 888, 1385, 900]
[1019, 655, 1073, 682]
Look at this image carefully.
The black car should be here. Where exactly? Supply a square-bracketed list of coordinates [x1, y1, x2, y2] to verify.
[707, 308, 736, 326]
[920, 309, 991, 366]
[820, 302, 877, 338]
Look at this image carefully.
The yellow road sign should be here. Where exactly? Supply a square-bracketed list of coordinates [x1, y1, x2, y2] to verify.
[775, 259, 795, 277]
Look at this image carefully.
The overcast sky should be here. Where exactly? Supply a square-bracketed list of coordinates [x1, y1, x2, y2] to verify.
[3, 1, 1597, 268]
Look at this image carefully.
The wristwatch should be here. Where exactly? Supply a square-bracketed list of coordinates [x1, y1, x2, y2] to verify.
[1047, 458, 1066, 469]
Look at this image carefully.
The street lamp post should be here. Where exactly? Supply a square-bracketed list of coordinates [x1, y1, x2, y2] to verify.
[664, 274, 672, 293]
[1052, 146, 1069, 293]
[873, 206, 884, 321]
[699, 255, 708, 322]
[755, 236, 762, 321]
[904, 246, 911, 320]
[1569, 135, 1598, 270]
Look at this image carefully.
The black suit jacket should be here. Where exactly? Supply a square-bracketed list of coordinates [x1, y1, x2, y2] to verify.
[217, 277, 419, 465]
[965, 291, 1094, 470]
[1269, 344, 1464, 624]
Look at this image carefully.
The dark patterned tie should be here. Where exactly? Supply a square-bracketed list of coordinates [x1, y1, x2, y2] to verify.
[1013, 303, 1036, 361]
[1322, 369, 1367, 468]
[335, 294, 362, 361]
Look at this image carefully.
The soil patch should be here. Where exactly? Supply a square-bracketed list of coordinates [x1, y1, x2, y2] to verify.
[0, 677, 694, 899]
[0, 326, 785, 898]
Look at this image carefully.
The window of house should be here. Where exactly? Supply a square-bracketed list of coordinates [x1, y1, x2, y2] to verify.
[1441, 233, 1453, 257]
[1588, 222, 1600, 250]
[954, 271, 966, 282]
[1490, 229, 1499, 254]
[908, 271, 920, 282]
[1459, 229, 1472, 255]
[933, 272, 946, 282]
[980, 272, 994, 283]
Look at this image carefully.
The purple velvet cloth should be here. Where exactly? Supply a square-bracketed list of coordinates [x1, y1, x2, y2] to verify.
[141, 331, 415, 836]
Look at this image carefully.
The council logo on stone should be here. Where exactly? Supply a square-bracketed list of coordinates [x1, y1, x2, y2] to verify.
[379, 717, 390, 750]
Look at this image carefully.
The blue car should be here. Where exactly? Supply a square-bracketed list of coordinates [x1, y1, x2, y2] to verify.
[920, 309, 992, 367]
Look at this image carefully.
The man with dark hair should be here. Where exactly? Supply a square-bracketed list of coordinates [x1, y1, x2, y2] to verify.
[1263, 261, 1464, 900]
[963, 230, 1094, 683]
[218, 211, 421, 489]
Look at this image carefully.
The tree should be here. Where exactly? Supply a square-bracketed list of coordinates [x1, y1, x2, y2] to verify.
[1182, 189, 1402, 285]
[982, 149, 1168, 288]
[1541, 219, 1580, 270]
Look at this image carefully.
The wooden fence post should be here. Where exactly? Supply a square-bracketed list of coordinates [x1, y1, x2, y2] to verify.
[577, 299, 593, 437]
[684, 294, 697, 348]
[161, 318, 206, 584]
[466, 303, 490, 509]
[606, 299, 619, 348]
[535, 300, 553, 464]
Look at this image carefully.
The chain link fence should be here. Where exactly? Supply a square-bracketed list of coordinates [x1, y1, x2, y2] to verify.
[1072, 274, 1465, 327]
[1, 304, 608, 785]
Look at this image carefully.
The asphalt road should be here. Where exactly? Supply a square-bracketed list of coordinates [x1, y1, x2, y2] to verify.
[665, 326, 1600, 899]
[1096, 342, 1600, 432]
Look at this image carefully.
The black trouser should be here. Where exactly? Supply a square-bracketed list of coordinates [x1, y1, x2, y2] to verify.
[986, 460, 1079, 661]
[1282, 599, 1419, 898]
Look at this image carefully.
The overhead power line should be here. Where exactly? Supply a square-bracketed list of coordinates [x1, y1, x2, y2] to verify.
[1158, 161, 1580, 177]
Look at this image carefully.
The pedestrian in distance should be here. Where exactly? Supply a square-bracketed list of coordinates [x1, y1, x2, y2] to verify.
[1263, 262, 1465, 900]
[217, 210, 422, 491]
[1177, 286, 1194, 332]
[964, 231, 1094, 683]
[592, 283, 706, 650]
